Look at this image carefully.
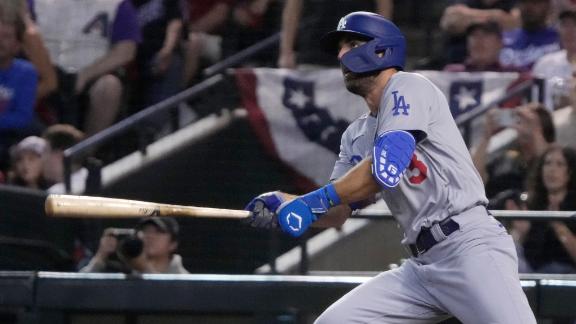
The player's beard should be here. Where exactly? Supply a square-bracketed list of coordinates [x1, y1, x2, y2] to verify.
[341, 66, 378, 97]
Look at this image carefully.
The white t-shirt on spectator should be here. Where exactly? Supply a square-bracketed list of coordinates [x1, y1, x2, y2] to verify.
[532, 50, 574, 110]
[47, 168, 88, 194]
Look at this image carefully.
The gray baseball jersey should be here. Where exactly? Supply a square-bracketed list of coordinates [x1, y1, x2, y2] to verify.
[323, 71, 535, 323]
[331, 71, 488, 244]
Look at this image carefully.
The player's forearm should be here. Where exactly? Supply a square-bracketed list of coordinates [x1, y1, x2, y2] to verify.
[332, 158, 381, 205]
[80, 41, 136, 84]
[312, 204, 351, 228]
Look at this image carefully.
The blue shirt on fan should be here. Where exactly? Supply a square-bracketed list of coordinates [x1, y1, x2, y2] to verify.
[500, 27, 560, 72]
[0, 59, 38, 130]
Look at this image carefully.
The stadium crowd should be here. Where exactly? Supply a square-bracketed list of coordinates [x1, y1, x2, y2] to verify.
[0, 0, 575, 277]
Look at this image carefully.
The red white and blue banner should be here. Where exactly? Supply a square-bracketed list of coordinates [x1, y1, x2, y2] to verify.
[235, 68, 520, 187]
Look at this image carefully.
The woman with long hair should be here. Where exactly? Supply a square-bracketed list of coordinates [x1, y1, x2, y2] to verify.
[523, 144, 576, 273]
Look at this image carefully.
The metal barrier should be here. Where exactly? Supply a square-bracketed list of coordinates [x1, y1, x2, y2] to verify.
[0, 271, 574, 322]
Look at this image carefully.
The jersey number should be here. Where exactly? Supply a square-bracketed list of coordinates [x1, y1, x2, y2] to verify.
[408, 154, 427, 184]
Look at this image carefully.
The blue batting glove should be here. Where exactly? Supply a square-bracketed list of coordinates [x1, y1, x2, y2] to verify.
[277, 184, 341, 237]
[244, 191, 285, 229]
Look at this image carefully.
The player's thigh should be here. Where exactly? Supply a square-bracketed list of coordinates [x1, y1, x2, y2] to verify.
[438, 234, 536, 324]
[315, 263, 448, 324]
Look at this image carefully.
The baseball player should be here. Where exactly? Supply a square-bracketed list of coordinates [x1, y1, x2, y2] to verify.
[245, 11, 537, 323]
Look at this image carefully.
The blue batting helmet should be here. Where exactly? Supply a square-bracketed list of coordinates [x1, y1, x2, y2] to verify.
[322, 11, 406, 73]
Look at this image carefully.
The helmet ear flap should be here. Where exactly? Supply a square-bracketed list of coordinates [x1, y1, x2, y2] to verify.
[341, 39, 405, 73]
[341, 40, 381, 73]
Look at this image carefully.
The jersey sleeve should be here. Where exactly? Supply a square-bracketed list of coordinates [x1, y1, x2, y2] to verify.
[111, 0, 142, 44]
[376, 73, 434, 142]
[330, 127, 355, 181]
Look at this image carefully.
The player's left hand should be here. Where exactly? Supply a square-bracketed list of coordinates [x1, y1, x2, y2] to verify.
[276, 184, 341, 237]
[244, 191, 285, 229]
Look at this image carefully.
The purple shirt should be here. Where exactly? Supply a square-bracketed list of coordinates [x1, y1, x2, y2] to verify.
[111, 0, 142, 44]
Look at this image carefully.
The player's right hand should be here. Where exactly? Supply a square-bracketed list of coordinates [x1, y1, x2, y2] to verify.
[244, 191, 285, 229]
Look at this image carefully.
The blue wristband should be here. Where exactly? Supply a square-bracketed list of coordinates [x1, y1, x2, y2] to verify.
[276, 183, 342, 237]
[300, 183, 342, 214]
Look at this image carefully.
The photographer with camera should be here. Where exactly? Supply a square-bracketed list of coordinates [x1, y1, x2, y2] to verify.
[80, 216, 189, 274]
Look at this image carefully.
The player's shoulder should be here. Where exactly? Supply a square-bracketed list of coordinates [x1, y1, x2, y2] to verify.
[342, 112, 371, 135]
[389, 71, 436, 90]
[392, 71, 433, 82]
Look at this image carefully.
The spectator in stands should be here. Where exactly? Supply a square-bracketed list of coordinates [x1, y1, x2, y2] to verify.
[220, 0, 279, 65]
[182, 0, 233, 85]
[552, 83, 576, 150]
[277, 0, 393, 69]
[443, 21, 509, 71]
[472, 102, 555, 199]
[533, 10, 576, 109]
[41, 124, 85, 193]
[500, 0, 561, 71]
[487, 189, 533, 272]
[130, 0, 184, 111]
[521, 145, 576, 273]
[0, 9, 38, 172]
[6, 135, 48, 190]
[80, 216, 188, 274]
[550, 0, 576, 24]
[1, 0, 57, 103]
[440, 0, 520, 65]
[30, 0, 142, 136]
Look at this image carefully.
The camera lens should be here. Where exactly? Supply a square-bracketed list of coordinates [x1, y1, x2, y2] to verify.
[118, 237, 144, 259]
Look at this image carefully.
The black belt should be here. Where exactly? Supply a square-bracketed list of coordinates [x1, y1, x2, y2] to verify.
[409, 218, 460, 257]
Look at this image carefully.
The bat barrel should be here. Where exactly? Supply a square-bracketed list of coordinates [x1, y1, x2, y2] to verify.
[45, 194, 251, 219]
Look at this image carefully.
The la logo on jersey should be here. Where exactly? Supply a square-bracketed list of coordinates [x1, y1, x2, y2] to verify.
[391, 91, 410, 116]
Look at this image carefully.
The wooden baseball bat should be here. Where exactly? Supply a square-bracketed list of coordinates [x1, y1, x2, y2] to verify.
[45, 194, 251, 219]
